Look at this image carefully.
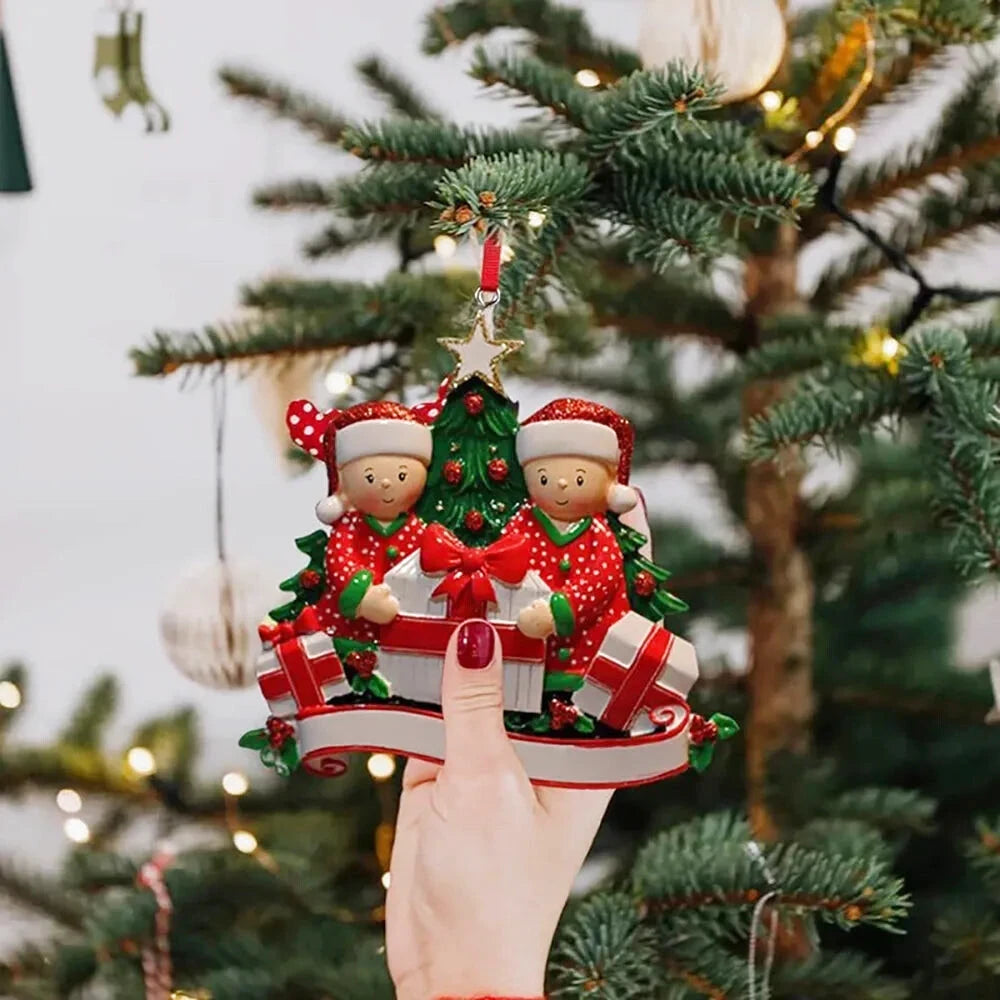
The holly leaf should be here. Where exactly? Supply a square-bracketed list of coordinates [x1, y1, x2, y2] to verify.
[530, 713, 552, 733]
[275, 739, 300, 777]
[574, 715, 596, 734]
[689, 743, 715, 773]
[260, 746, 278, 769]
[239, 729, 269, 751]
[711, 713, 740, 740]
[350, 675, 367, 695]
[368, 673, 391, 700]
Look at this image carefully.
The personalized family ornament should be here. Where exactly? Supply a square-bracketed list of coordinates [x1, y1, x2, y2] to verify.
[241, 238, 735, 787]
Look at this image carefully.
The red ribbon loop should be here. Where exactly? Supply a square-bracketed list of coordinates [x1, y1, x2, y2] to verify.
[480, 234, 502, 293]
[420, 523, 530, 614]
[258, 605, 322, 646]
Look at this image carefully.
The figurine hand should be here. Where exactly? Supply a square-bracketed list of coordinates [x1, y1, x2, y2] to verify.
[386, 620, 612, 1000]
[357, 583, 399, 625]
[518, 598, 556, 639]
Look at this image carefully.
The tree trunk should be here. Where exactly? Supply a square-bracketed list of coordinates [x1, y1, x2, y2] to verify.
[743, 226, 815, 843]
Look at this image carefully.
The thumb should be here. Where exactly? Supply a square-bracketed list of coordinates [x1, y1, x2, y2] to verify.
[440, 619, 517, 777]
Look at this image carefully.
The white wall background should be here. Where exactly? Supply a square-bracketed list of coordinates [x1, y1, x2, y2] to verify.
[0, 0, 997, 952]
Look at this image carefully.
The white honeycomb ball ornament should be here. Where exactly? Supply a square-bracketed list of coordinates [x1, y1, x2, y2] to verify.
[638, 0, 787, 104]
[159, 560, 277, 689]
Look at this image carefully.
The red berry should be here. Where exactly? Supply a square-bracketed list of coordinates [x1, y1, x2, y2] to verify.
[463, 393, 485, 415]
[487, 458, 508, 482]
[346, 650, 378, 677]
[689, 715, 718, 746]
[464, 509, 485, 532]
[549, 698, 581, 731]
[266, 716, 294, 749]
[299, 569, 322, 589]
[634, 570, 656, 598]
[443, 459, 464, 485]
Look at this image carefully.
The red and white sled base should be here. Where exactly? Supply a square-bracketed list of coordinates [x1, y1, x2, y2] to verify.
[296, 704, 691, 789]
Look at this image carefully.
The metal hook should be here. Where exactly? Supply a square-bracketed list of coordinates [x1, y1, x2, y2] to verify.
[474, 288, 500, 309]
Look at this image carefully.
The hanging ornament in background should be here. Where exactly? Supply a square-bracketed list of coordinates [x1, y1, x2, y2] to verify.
[252, 354, 320, 470]
[637, 0, 786, 104]
[93, 2, 169, 132]
[0, 0, 32, 193]
[159, 373, 277, 689]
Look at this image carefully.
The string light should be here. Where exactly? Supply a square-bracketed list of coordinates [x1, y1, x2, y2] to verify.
[574, 68, 600, 89]
[126, 746, 157, 776]
[64, 818, 91, 844]
[433, 234, 457, 258]
[0, 680, 21, 709]
[222, 771, 249, 796]
[500, 244, 516, 263]
[527, 210, 546, 229]
[232, 830, 258, 854]
[367, 753, 396, 781]
[805, 130, 824, 150]
[856, 327, 904, 375]
[759, 90, 783, 113]
[833, 125, 857, 152]
[381, 871, 392, 890]
[881, 336, 901, 360]
[56, 789, 82, 813]
[324, 369, 353, 396]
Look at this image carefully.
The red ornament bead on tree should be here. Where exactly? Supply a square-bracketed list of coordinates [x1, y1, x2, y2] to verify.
[463, 509, 485, 532]
[299, 569, 322, 589]
[442, 459, 464, 485]
[634, 570, 656, 597]
[463, 392, 485, 415]
[487, 457, 509, 482]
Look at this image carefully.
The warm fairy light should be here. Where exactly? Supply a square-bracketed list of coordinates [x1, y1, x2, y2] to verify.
[56, 789, 83, 814]
[324, 369, 354, 396]
[833, 125, 857, 153]
[433, 234, 457, 258]
[381, 871, 392, 890]
[126, 746, 156, 776]
[500, 244, 516, 263]
[367, 753, 396, 781]
[805, 130, 824, 149]
[759, 90, 783, 113]
[232, 830, 258, 854]
[222, 771, 249, 796]
[881, 336, 901, 360]
[574, 68, 600, 88]
[0, 681, 21, 709]
[527, 210, 546, 229]
[64, 818, 91, 844]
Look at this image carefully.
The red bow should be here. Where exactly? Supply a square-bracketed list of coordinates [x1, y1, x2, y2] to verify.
[258, 606, 322, 646]
[420, 524, 530, 616]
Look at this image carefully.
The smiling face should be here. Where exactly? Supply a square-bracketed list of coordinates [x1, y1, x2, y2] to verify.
[523, 456, 615, 522]
[338, 454, 427, 520]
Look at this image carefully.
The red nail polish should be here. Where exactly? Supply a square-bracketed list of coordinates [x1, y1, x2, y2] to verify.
[456, 619, 496, 670]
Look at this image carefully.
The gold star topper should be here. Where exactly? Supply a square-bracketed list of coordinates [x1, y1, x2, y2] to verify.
[438, 308, 523, 397]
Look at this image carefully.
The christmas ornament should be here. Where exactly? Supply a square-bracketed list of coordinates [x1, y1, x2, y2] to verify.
[93, 4, 169, 132]
[136, 850, 174, 1000]
[244, 235, 725, 788]
[159, 560, 275, 689]
[0, 5, 31, 193]
[638, 0, 786, 104]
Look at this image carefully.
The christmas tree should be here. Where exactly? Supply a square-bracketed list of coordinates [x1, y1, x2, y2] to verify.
[269, 529, 327, 623]
[4, 3, 999, 997]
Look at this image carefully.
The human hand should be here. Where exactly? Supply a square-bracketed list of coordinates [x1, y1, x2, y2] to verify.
[386, 620, 612, 1000]
[517, 599, 556, 640]
[358, 583, 399, 625]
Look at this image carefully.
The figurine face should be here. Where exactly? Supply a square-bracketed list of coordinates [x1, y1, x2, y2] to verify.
[339, 455, 427, 520]
[523, 456, 615, 522]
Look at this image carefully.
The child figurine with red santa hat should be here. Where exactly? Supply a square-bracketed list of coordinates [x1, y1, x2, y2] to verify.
[506, 399, 638, 696]
[285, 399, 433, 668]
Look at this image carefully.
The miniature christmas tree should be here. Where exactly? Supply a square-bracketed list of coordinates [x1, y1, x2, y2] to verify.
[416, 376, 527, 546]
[269, 529, 327, 623]
[608, 512, 688, 622]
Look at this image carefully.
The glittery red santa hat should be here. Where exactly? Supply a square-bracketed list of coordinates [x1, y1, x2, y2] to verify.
[516, 398, 638, 513]
[286, 399, 433, 523]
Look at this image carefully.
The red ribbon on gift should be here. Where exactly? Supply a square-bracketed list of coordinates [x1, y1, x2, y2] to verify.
[258, 605, 321, 646]
[420, 523, 531, 619]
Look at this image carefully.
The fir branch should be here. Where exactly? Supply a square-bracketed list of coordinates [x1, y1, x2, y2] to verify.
[0, 857, 86, 930]
[744, 314, 861, 377]
[252, 179, 335, 211]
[335, 163, 442, 220]
[301, 215, 411, 259]
[470, 47, 590, 127]
[772, 950, 909, 1000]
[355, 55, 439, 120]
[825, 787, 937, 835]
[343, 120, 545, 167]
[217, 66, 347, 144]
[58, 676, 117, 750]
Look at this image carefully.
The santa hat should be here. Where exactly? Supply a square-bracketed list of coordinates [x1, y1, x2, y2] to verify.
[286, 399, 433, 524]
[516, 398, 638, 514]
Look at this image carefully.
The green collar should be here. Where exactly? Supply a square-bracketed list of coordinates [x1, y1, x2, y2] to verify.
[364, 512, 409, 537]
[532, 507, 592, 546]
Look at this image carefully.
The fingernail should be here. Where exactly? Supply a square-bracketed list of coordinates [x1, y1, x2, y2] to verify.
[456, 619, 496, 670]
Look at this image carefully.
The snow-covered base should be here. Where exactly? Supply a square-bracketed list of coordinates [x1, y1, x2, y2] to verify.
[296, 704, 691, 789]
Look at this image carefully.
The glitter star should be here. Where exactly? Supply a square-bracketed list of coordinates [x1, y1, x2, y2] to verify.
[438, 311, 523, 397]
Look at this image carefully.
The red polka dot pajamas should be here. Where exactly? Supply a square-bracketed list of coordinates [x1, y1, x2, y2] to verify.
[502, 506, 630, 689]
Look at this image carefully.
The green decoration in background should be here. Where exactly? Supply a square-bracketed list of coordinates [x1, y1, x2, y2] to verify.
[0, 18, 31, 193]
[608, 512, 688, 622]
[269, 529, 327, 623]
[415, 376, 527, 546]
